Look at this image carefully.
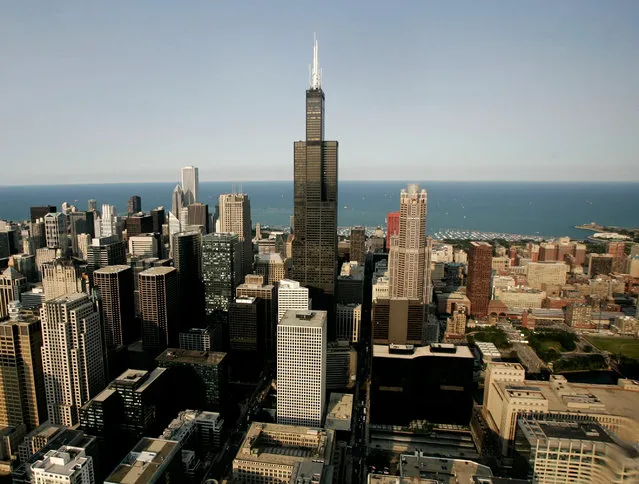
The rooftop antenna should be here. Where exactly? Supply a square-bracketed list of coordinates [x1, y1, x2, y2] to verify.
[311, 33, 321, 89]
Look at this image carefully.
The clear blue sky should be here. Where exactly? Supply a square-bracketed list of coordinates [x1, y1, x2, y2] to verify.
[2, 0, 638, 185]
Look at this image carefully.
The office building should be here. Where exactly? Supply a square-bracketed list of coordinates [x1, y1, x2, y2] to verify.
[98, 204, 120, 239]
[127, 196, 141, 215]
[335, 261, 364, 305]
[43, 212, 68, 254]
[336, 303, 361, 343]
[515, 415, 639, 483]
[565, 303, 594, 329]
[202, 233, 241, 316]
[372, 298, 425, 345]
[170, 184, 184, 218]
[218, 193, 253, 280]
[236, 274, 277, 358]
[588, 253, 615, 278]
[179, 327, 212, 352]
[0, 307, 46, 432]
[150, 207, 165, 234]
[104, 437, 182, 484]
[173, 231, 204, 328]
[277, 310, 327, 427]
[87, 237, 126, 274]
[371, 344, 474, 426]
[41, 294, 106, 427]
[326, 341, 357, 390]
[181, 166, 199, 206]
[93, 266, 135, 349]
[233, 422, 334, 484]
[124, 213, 153, 237]
[186, 202, 209, 233]
[9, 254, 37, 282]
[138, 267, 178, 354]
[484, 361, 639, 456]
[30, 445, 95, 483]
[467, 241, 493, 317]
[128, 234, 159, 258]
[292, 37, 338, 307]
[388, 185, 427, 301]
[386, 211, 400, 251]
[41, 260, 86, 300]
[156, 348, 228, 412]
[494, 287, 546, 310]
[277, 279, 309, 322]
[68, 211, 95, 256]
[350, 226, 366, 264]
[444, 304, 468, 338]
[30, 206, 56, 223]
[526, 261, 568, 289]
[255, 252, 289, 285]
[76, 234, 91, 261]
[229, 296, 266, 354]
[0, 267, 28, 319]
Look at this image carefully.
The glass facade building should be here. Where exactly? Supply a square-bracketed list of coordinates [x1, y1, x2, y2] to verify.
[202, 233, 241, 315]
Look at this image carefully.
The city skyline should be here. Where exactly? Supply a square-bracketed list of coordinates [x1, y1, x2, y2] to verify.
[2, 1, 639, 185]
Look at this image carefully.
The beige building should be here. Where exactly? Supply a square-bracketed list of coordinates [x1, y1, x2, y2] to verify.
[336, 303, 361, 343]
[483, 361, 639, 456]
[494, 287, 546, 309]
[41, 261, 85, 300]
[232, 422, 334, 484]
[492, 256, 511, 273]
[31, 445, 94, 483]
[218, 193, 253, 281]
[445, 304, 467, 338]
[255, 253, 290, 285]
[612, 316, 639, 336]
[0, 267, 28, 319]
[565, 303, 594, 329]
[526, 262, 568, 290]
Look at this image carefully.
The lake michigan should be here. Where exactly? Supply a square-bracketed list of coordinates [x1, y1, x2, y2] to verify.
[1, 181, 638, 240]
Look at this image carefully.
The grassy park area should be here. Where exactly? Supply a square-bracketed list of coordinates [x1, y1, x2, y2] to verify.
[585, 336, 639, 359]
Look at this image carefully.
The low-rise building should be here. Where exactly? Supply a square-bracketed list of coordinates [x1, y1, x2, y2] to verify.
[104, 437, 182, 484]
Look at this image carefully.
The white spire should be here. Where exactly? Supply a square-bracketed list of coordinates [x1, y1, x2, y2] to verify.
[311, 33, 321, 89]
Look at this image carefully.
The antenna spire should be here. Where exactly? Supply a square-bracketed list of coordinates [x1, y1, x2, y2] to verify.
[311, 33, 321, 89]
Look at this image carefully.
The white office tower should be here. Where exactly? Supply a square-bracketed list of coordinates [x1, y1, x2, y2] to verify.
[128, 234, 159, 258]
[218, 193, 253, 280]
[277, 279, 310, 322]
[181, 165, 199, 206]
[44, 212, 68, 254]
[277, 310, 327, 427]
[31, 445, 94, 483]
[99, 204, 118, 238]
[40, 293, 106, 427]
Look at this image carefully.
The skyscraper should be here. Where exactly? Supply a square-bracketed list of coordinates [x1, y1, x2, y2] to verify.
[386, 211, 400, 251]
[171, 184, 184, 218]
[277, 279, 310, 322]
[467, 241, 493, 318]
[139, 267, 178, 354]
[40, 293, 106, 427]
[181, 166, 199, 206]
[173, 231, 204, 328]
[292, 37, 338, 307]
[44, 212, 68, 254]
[127, 195, 141, 215]
[349, 226, 366, 264]
[218, 193, 253, 280]
[0, 267, 28, 319]
[30, 206, 56, 223]
[388, 184, 427, 301]
[202, 233, 241, 316]
[93, 266, 135, 349]
[187, 202, 210, 233]
[277, 310, 327, 427]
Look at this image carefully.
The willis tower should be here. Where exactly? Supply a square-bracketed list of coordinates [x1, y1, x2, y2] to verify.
[292, 36, 338, 310]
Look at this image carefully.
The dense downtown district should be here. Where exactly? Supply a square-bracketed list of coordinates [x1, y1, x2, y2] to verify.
[2, 40, 639, 484]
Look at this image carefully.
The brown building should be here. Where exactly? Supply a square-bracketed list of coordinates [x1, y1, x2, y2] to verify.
[372, 298, 425, 345]
[565, 303, 594, 329]
[138, 267, 178, 354]
[588, 254, 614, 278]
[0, 307, 46, 432]
[349, 226, 366, 264]
[93, 265, 135, 349]
[467, 242, 493, 318]
[386, 211, 400, 251]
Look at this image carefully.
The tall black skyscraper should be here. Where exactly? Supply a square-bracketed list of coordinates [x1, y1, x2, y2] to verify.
[292, 36, 338, 306]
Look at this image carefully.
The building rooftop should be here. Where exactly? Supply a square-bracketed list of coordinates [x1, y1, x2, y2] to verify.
[46, 292, 89, 305]
[400, 454, 493, 483]
[31, 446, 89, 477]
[235, 422, 334, 467]
[374, 344, 474, 360]
[156, 348, 226, 366]
[280, 310, 327, 328]
[256, 252, 285, 263]
[94, 265, 130, 274]
[325, 393, 353, 432]
[139, 266, 176, 276]
[105, 438, 180, 484]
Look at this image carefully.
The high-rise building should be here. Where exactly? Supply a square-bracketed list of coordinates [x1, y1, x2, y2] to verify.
[30, 206, 57, 223]
[181, 166, 199, 206]
[218, 193, 253, 280]
[138, 267, 178, 354]
[178, 327, 212, 352]
[87, 237, 126, 275]
[124, 213, 153, 237]
[171, 184, 184, 218]
[388, 184, 427, 301]
[150, 207, 166, 234]
[386, 211, 400, 251]
[173, 231, 204, 328]
[291, 37, 338, 307]
[254, 252, 289, 285]
[41, 260, 86, 300]
[526, 261, 568, 289]
[127, 195, 141, 215]
[277, 279, 309, 322]
[236, 275, 277, 358]
[128, 234, 159, 258]
[31, 445, 95, 483]
[87, 200, 97, 212]
[68, 211, 95, 256]
[99, 204, 120, 239]
[44, 212, 68, 254]
[93, 266, 135, 349]
[277, 310, 327, 427]
[229, 296, 266, 354]
[0, 267, 28, 319]
[349, 226, 366, 264]
[41, 293, 106, 427]
[0, 306, 46, 432]
[467, 241, 493, 318]
[187, 202, 209, 233]
[202, 233, 241, 316]
[335, 303, 361, 343]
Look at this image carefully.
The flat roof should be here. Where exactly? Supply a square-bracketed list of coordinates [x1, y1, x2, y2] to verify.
[325, 393, 353, 432]
[156, 348, 226, 366]
[279, 310, 327, 328]
[94, 265, 130, 274]
[139, 266, 176, 276]
[400, 454, 493, 482]
[373, 344, 474, 360]
[105, 438, 180, 484]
